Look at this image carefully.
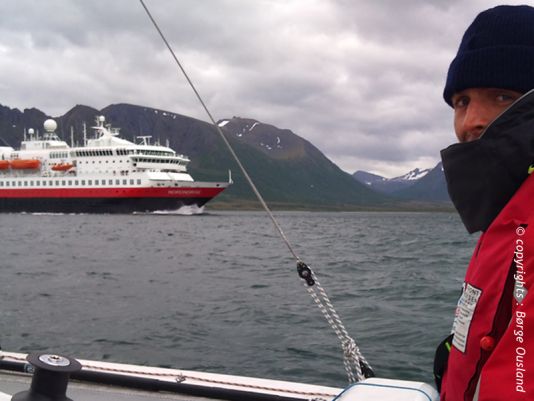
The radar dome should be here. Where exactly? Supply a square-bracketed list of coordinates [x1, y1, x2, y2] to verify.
[28, 128, 35, 134]
[98, 116, 105, 123]
[43, 119, 57, 132]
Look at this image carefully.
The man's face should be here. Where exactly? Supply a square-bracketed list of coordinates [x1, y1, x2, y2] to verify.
[452, 88, 522, 143]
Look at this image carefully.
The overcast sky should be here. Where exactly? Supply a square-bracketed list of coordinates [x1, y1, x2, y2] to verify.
[0, 1, 527, 177]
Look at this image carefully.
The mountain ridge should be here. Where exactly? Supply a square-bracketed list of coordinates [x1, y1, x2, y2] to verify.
[0, 102, 404, 209]
[353, 162, 451, 203]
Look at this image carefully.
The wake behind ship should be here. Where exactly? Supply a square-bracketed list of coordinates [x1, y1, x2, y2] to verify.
[0, 116, 230, 213]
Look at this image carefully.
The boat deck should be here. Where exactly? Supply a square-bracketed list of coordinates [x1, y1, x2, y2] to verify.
[0, 351, 439, 401]
[0, 351, 341, 401]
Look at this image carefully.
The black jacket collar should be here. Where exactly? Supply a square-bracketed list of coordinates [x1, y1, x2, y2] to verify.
[441, 89, 534, 233]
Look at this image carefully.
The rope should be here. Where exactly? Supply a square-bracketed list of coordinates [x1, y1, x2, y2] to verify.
[306, 272, 373, 382]
[138, 0, 373, 383]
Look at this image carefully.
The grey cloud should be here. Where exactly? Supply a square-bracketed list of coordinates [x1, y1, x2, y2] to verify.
[0, 0, 527, 177]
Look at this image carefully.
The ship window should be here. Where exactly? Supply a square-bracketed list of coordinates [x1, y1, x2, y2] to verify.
[123, 179, 127, 185]
[55, 181, 59, 186]
[109, 180, 113, 185]
[49, 180, 53, 186]
[95, 180, 99, 185]
[81, 180, 85, 185]
[116, 179, 120, 185]
[137, 179, 141, 185]
[24, 181, 28, 186]
[41, 181, 45, 187]
[88, 180, 92, 185]
[68, 181, 72, 186]
[30, 181, 34, 186]
[130, 179, 134, 185]
[62, 181, 66, 186]
[5, 181, 9, 187]
[0, 181, 3, 187]
[36, 181, 40, 186]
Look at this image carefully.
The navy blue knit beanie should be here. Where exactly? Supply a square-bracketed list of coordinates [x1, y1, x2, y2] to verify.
[444, 5, 534, 106]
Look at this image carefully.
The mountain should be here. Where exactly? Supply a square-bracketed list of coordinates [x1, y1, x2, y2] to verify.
[0, 104, 49, 147]
[353, 163, 451, 203]
[353, 167, 431, 194]
[0, 103, 393, 209]
[392, 162, 450, 202]
[213, 116, 394, 206]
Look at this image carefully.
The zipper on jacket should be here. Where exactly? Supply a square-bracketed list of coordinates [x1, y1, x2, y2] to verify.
[464, 259, 515, 400]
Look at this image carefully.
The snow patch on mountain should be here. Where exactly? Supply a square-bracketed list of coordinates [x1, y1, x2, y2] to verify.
[393, 168, 431, 182]
[353, 166, 433, 194]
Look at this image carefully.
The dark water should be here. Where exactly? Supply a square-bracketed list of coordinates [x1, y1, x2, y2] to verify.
[0, 211, 477, 387]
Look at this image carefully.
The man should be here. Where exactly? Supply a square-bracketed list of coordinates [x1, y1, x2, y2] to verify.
[436, 5, 534, 401]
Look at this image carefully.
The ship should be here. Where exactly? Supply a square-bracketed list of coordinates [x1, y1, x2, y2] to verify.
[0, 116, 230, 213]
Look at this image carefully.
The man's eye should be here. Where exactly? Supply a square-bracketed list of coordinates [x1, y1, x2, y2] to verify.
[496, 94, 516, 102]
[453, 97, 469, 109]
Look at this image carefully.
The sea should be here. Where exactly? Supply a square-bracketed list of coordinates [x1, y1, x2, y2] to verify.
[0, 210, 478, 388]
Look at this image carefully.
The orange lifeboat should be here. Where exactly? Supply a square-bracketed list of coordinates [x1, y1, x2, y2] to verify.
[52, 163, 74, 171]
[0, 160, 9, 170]
[11, 159, 41, 169]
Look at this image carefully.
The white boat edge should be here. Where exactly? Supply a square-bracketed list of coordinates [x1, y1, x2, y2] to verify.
[0, 351, 439, 401]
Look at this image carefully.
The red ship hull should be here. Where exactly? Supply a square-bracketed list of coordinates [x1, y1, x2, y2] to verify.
[0, 186, 226, 213]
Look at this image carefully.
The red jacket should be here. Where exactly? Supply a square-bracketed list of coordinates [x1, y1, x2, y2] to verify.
[441, 174, 534, 400]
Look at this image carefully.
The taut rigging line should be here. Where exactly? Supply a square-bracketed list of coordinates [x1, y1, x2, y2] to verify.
[138, 0, 374, 383]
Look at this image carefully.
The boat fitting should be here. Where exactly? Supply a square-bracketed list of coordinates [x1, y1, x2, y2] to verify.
[11, 353, 81, 401]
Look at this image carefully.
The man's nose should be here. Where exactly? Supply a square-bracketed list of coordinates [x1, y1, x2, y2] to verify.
[462, 101, 490, 140]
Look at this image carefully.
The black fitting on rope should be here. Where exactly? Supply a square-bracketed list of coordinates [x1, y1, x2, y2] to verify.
[296, 261, 315, 286]
[360, 360, 375, 379]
